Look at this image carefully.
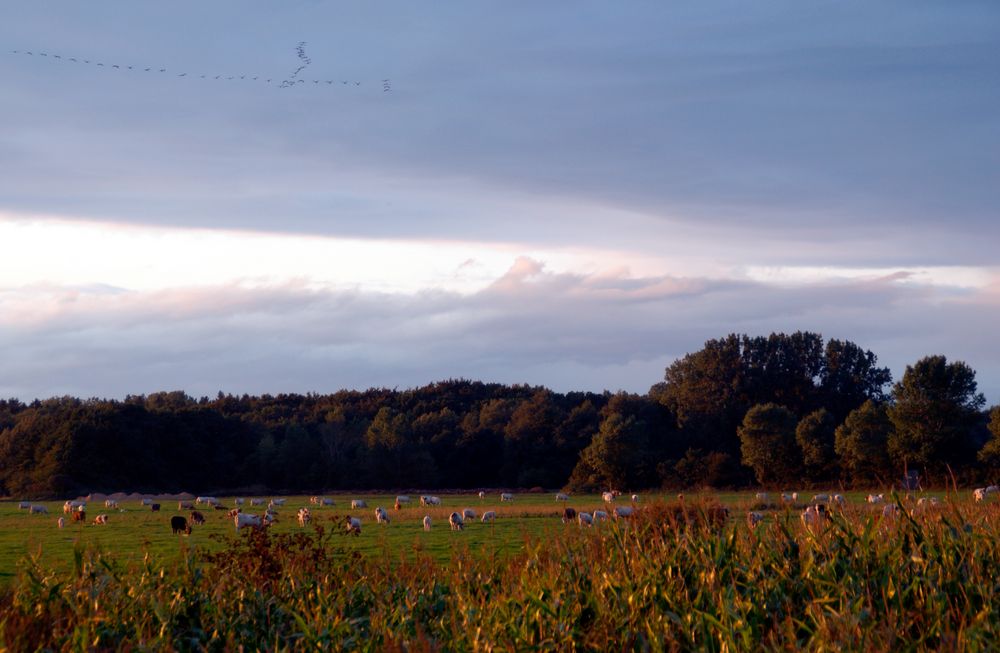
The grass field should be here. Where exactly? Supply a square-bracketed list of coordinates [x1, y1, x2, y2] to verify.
[3, 488, 994, 650]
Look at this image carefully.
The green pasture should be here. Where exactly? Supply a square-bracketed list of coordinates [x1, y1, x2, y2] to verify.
[0, 488, 957, 587]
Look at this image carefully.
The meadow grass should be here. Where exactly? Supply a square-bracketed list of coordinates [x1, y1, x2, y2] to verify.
[1, 489, 993, 650]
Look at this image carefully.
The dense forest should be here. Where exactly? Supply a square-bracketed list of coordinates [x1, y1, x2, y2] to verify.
[1, 332, 998, 498]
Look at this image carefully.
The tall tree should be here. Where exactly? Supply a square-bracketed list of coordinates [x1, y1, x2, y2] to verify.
[888, 356, 985, 474]
[835, 400, 892, 483]
[795, 408, 837, 480]
[737, 403, 800, 486]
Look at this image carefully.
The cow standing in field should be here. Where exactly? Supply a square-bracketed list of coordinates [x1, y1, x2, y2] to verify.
[462, 508, 477, 521]
[375, 507, 390, 525]
[500, 493, 514, 502]
[73, 510, 86, 523]
[171, 516, 191, 535]
[30, 505, 48, 514]
[481, 511, 496, 523]
[190, 511, 206, 525]
[352, 499, 367, 509]
[93, 514, 108, 525]
[297, 508, 311, 526]
[234, 513, 262, 531]
[578, 512, 593, 526]
[179, 501, 195, 510]
[562, 507, 577, 523]
[57, 517, 65, 528]
[151, 504, 161, 512]
[449, 512, 464, 531]
[423, 516, 432, 531]
[345, 517, 362, 535]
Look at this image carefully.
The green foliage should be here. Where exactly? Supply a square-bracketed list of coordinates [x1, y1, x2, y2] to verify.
[796, 408, 837, 478]
[888, 355, 985, 474]
[976, 406, 1000, 468]
[835, 400, 892, 482]
[738, 403, 800, 485]
[6, 498, 1000, 650]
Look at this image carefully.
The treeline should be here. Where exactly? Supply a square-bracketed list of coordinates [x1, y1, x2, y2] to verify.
[1, 332, 998, 498]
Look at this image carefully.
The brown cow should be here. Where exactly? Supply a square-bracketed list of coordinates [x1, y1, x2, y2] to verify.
[73, 510, 86, 523]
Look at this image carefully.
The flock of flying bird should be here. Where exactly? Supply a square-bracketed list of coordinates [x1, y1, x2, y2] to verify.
[8, 41, 391, 92]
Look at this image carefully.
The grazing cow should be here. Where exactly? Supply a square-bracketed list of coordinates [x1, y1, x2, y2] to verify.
[250, 498, 265, 506]
[481, 510, 496, 523]
[57, 517, 65, 528]
[178, 501, 195, 511]
[500, 493, 514, 502]
[780, 493, 796, 503]
[478, 491, 486, 499]
[867, 494, 884, 504]
[270, 498, 287, 507]
[297, 508, 311, 526]
[228, 508, 242, 518]
[190, 510, 206, 525]
[104, 499, 118, 509]
[917, 497, 940, 508]
[631, 494, 640, 503]
[141, 498, 153, 506]
[562, 507, 577, 523]
[882, 504, 899, 518]
[30, 505, 48, 514]
[555, 493, 569, 501]
[462, 508, 477, 521]
[449, 512, 464, 531]
[171, 516, 191, 534]
[747, 511, 765, 528]
[755, 492, 769, 502]
[578, 512, 593, 526]
[613, 506, 634, 519]
[375, 507, 390, 525]
[975, 488, 988, 503]
[812, 494, 830, 503]
[93, 514, 108, 525]
[73, 510, 86, 523]
[345, 517, 362, 536]
[64, 500, 85, 514]
[150, 504, 161, 512]
[423, 515, 432, 531]
[602, 492, 615, 504]
[395, 495, 411, 505]
[234, 513, 262, 531]
[17, 501, 30, 510]
[234, 498, 245, 506]
[351, 499, 367, 509]
[832, 494, 846, 506]
[309, 496, 320, 505]
[801, 505, 827, 527]
[592, 510, 609, 522]
[321, 498, 334, 506]
[263, 512, 277, 526]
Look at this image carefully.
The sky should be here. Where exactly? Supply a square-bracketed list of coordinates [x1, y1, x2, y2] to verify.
[1, 1, 999, 403]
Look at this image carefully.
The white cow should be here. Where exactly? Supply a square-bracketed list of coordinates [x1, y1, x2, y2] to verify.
[321, 498, 335, 506]
[375, 507, 390, 524]
[309, 496, 320, 505]
[234, 498, 246, 506]
[832, 494, 846, 506]
[57, 516, 65, 528]
[631, 494, 640, 503]
[395, 495, 411, 505]
[500, 493, 514, 502]
[801, 505, 827, 526]
[93, 514, 109, 525]
[917, 497, 940, 507]
[812, 494, 830, 503]
[867, 494, 884, 504]
[345, 516, 362, 535]
[974, 488, 988, 503]
[882, 504, 899, 518]
[104, 499, 118, 509]
[449, 512, 464, 531]
[481, 510, 496, 523]
[30, 505, 48, 514]
[613, 506, 634, 519]
[755, 492, 769, 502]
[17, 501, 30, 510]
[420, 496, 441, 507]
[593, 510, 609, 522]
[141, 498, 153, 506]
[555, 493, 570, 501]
[234, 513, 262, 531]
[250, 498, 265, 506]
[297, 508, 311, 526]
[747, 511, 764, 527]
[269, 498, 286, 507]
[462, 508, 477, 521]
[64, 500, 85, 514]
[577, 512, 593, 526]
[602, 492, 615, 504]
[478, 491, 486, 499]
[423, 515, 432, 531]
[780, 493, 796, 503]
[351, 499, 367, 509]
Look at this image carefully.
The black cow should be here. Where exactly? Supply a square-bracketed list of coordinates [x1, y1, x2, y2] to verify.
[150, 503, 161, 512]
[190, 510, 206, 525]
[171, 516, 191, 535]
[562, 507, 577, 523]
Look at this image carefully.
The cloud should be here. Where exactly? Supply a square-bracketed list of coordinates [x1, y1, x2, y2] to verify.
[3, 259, 999, 402]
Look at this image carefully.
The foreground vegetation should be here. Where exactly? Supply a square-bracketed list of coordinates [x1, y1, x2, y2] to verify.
[4, 493, 1000, 650]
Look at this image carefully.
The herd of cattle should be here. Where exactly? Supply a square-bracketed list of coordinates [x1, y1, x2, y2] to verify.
[12, 487, 990, 535]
